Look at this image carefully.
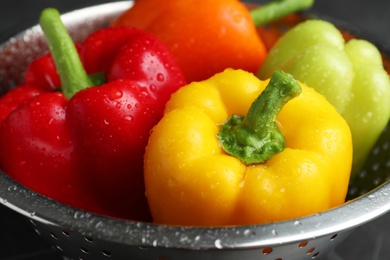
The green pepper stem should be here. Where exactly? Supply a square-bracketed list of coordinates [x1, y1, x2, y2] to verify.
[217, 70, 302, 164]
[250, 0, 315, 27]
[39, 8, 94, 98]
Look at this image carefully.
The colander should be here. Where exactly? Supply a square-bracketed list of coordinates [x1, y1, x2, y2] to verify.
[1, 2, 390, 260]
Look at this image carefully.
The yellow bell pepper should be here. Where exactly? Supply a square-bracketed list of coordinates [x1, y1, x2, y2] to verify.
[144, 69, 352, 226]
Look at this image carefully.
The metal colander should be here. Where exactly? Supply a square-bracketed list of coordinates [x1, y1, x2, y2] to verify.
[1, 2, 390, 260]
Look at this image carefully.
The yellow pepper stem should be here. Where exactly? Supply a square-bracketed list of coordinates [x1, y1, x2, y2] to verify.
[217, 70, 302, 164]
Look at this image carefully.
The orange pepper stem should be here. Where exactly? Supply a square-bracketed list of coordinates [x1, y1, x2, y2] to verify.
[217, 70, 302, 164]
[250, 0, 315, 27]
[39, 8, 94, 98]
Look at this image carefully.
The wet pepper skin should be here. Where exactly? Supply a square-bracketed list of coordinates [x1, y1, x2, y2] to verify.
[112, 0, 267, 83]
[258, 20, 390, 176]
[0, 9, 186, 221]
[144, 69, 352, 226]
[0, 85, 46, 124]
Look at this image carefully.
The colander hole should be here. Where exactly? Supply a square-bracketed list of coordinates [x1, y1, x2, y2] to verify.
[298, 241, 308, 248]
[56, 245, 63, 251]
[62, 230, 70, 236]
[330, 234, 338, 240]
[312, 252, 320, 259]
[50, 232, 58, 239]
[348, 186, 358, 197]
[80, 247, 89, 254]
[306, 247, 315, 254]
[157, 257, 170, 260]
[383, 140, 390, 150]
[372, 146, 381, 155]
[102, 250, 112, 257]
[262, 247, 273, 255]
[372, 163, 381, 172]
[373, 176, 382, 186]
[358, 169, 367, 178]
[275, 258, 283, 260]
[84, 236, 93, 242]
[34, 228, 41, 235]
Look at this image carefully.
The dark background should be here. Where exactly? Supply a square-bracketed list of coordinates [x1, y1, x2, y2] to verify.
[1, 0, 390, 259]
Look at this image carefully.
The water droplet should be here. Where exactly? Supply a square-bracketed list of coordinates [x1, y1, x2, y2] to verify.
[8, 185, 18, 192]
[74, 211, 91, 219]
[109, 90, 123, 100]
[168, 177, 177, 187]
[220, 26, 226, 35]
[233, 14, 243, 23]
[150, 85, 157, 92]
[95, 221, 104, 229]
[243, 229, 256, 237]
[294, 220, 302, 226]
[362, 111, 373, 123]
[271, 229, 278, 236]
[214, 239, 223, 249]
[136, 222, 144, 228]
[123, 115, 133, 122]
[103, 119, 109, 125]
[157, 73, 165, 82]
[74, 212, 83, 219]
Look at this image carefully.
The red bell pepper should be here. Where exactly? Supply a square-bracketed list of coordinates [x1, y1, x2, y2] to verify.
[24, 52, 61, 91]
[0, 84, 46, 124]
[0, 8, 186, 221]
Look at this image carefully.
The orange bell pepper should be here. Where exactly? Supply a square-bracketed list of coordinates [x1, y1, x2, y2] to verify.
[112, 0, 267, 83]
[112, 0, 314, 83]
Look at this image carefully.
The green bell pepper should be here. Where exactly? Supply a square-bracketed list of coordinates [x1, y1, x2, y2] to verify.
[257, 19, 390, 177]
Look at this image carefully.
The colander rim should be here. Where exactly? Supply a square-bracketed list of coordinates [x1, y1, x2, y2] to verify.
[1, 169, 390, 250]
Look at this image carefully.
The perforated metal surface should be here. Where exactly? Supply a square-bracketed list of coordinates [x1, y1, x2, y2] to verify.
[1, 2, 390, 260]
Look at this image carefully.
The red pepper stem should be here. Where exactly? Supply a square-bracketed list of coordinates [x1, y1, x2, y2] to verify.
[39, 8, 93, 98]
[250, 0, 314, 27]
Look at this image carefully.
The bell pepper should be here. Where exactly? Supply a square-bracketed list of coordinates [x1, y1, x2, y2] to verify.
[144, 69, 352, 226]
[24, 52, 62, 91]
[257, 19, 390, 177]
[0, 85, 46, 124]
[111, 0, 314, 83]
[0, 8, 186, 220]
